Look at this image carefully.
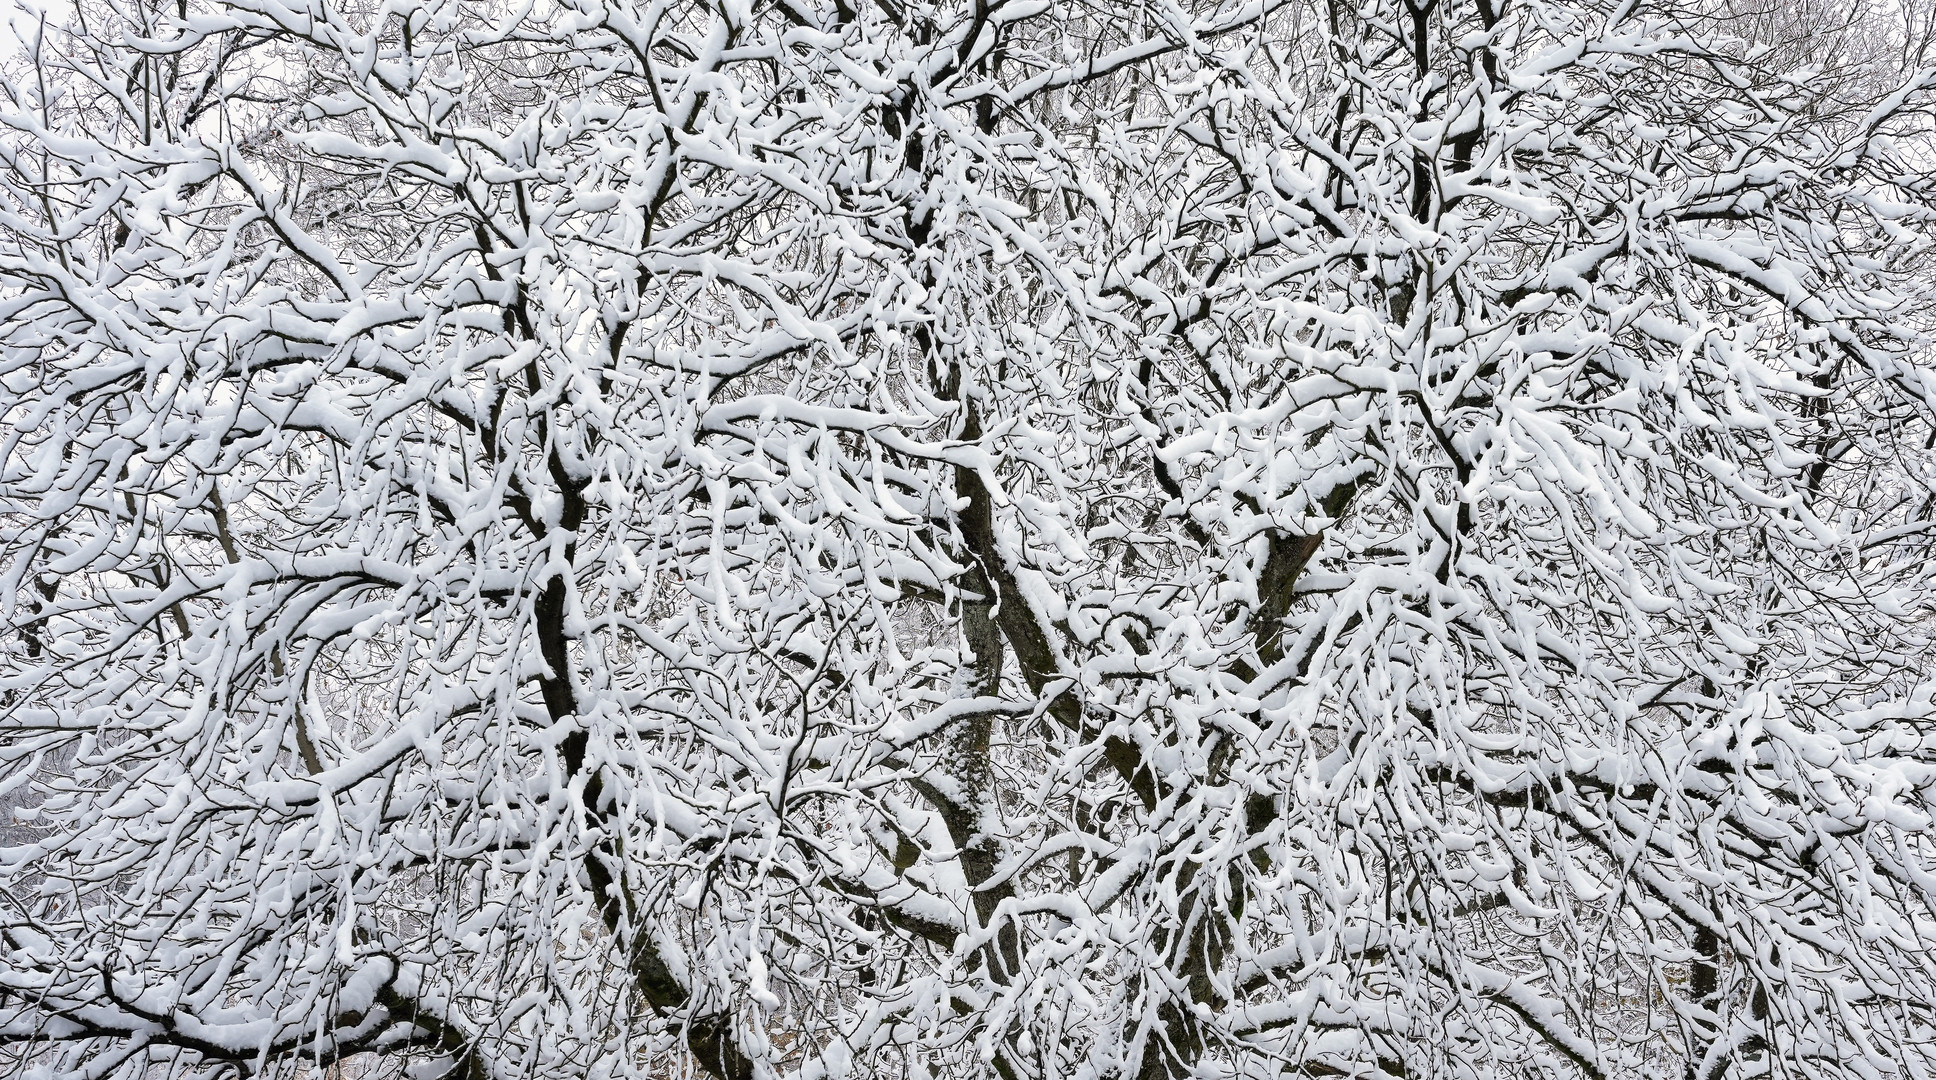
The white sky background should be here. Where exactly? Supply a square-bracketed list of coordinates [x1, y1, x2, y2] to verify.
[0, 3, 41, 82]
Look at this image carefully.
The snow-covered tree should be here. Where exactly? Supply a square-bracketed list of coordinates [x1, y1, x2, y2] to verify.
[2, 0, 1935, 1078]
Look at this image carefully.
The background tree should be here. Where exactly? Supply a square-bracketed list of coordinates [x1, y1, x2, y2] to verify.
[1, 0, 1934, 1079]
